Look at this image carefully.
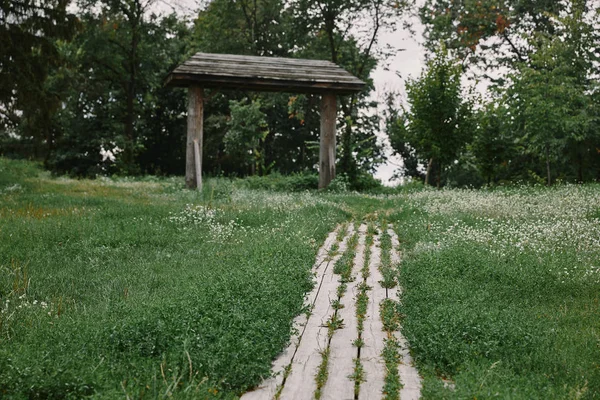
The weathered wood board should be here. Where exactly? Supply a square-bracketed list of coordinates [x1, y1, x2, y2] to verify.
[359, 234, 387, 400]
[166, 52, 365, 94]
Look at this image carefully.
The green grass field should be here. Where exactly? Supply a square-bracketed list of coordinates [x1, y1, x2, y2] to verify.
[1, 157, 599, 399]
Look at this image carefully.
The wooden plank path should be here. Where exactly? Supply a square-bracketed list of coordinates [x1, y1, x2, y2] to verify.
[279, 224, 355, 400]
[241, 223, 421, 400]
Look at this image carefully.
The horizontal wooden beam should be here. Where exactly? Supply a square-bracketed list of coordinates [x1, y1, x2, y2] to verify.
[166, 74, 365, 95]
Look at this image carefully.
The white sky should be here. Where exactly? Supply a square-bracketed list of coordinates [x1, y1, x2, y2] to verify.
[371, 19, 426, 185]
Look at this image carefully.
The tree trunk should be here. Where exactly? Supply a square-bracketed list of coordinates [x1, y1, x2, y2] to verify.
[546, 144, 551, 186]
[124, 86, 135, 167]
[339, 116, 354, 177]
[124, 1, 140, 173]
[324, 10, 337, 64]
[577, 149, 583, 183]
[425, 158, 434, 186]
[437, 161, 442, 189]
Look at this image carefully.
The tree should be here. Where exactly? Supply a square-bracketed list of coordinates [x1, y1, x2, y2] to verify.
[470, 102, 515, 185]
[418, 0, 567, 73]
[388, 48, 473, 187]
[385, 94, 423, 181]
[503, 0, 600, 185]
[47, 5, 192, 176]
[289, 0, 408, 183]
[194, 0, 290, 57]
[0, 0, 78, 160]
[224, 98, 270, 175]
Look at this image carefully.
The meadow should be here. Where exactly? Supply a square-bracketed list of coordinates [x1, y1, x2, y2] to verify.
[1, 157, 599, 399]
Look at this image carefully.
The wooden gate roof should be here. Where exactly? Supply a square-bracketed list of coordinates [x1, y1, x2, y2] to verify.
[165, 52, 366, 95]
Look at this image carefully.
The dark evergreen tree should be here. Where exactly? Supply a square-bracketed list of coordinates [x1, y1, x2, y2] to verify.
[0, 0, 78, 160]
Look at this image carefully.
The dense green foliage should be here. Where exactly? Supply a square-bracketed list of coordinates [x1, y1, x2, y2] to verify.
[388, 0, 600, 187]
[0, 0, 79, 159]
[388, 49, 473, 187]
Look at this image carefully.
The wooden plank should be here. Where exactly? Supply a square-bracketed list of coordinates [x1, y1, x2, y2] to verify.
[319, 94, 336, 189]
[186, 86, 203, 189]
[320, 224, 367, 400]
[166, 74, 364, 94]
[174, 70, 359, 85]
[193, 139, 202, 190]
[279, 225, 355, 400]
[397, 339, 422, 400]
[188, 52, 336, 67]
[182, 58, 346, 71]
[173, 66, 361, 84]
[359, 233, 387, 400]
[188, 54, 335, 67]
[241, 227, 342, 400]
[178, 60, 359, 79]
[170, 73, 363, 87]
[387, 225, 401, 266]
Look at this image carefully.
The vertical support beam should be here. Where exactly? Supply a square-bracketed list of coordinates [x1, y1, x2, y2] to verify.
[186, 86, 204, 189]
[319, 94, 337, 189]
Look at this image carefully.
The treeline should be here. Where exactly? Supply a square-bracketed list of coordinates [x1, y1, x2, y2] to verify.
[0, 0, 406, 190]
[2, 0, 599, 188]
[387, 0, 600, 186]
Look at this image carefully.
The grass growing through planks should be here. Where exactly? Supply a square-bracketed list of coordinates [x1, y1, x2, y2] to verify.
[378, 224, 403, 400]
[380, 298, 402, 399]
[314, 228, 358, 399]
[378, 226, 397, 289]
[314, 347, 331, 400]
[351, 223, 375, 397]
[333, 232, 359, 295]
[0, 158, 348, 399]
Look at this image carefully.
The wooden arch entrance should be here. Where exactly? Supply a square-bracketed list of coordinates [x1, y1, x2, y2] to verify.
[165, 52, 365, 189]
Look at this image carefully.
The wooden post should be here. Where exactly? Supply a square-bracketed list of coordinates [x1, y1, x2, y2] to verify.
[319, 94, 336, 189]
[193, 139, 202, 190]
[186, 86, 204, 189]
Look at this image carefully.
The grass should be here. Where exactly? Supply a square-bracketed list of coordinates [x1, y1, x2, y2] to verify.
[350, 225, 374, 396]
[1, 157, 599, 399]
[0, 158, 348, 399]
[394, 186, 600, 399]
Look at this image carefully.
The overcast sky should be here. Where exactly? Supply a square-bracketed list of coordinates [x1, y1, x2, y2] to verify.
[370, 18, 426, 184]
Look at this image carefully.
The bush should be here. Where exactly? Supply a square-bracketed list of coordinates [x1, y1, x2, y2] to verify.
[236, 172, 318, 192]
[326, 174, 350, 192]
[349, 172, 383, 192]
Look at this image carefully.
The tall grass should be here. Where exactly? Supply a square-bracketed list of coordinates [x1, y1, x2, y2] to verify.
[0, 158, 347, 398]
[395, 186, 600, 399]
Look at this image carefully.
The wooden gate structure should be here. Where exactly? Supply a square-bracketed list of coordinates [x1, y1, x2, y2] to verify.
[165, 52, 365, 189]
